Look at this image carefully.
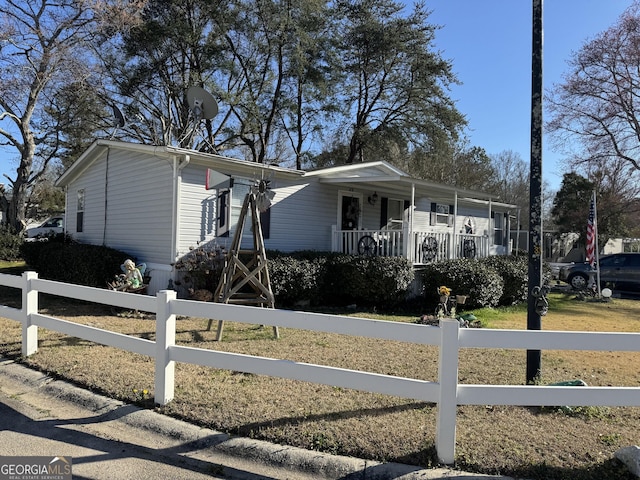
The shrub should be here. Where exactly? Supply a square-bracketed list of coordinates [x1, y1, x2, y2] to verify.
[364, 256, 415, 306]
[267, 252, 415, 308]
[420, 259, 504, 309]
[318, 254, 414, 307]
[172, 243, 226, 296]
[479, 255, 528, 306]
[268, 256, 324, 307]
[268, 249, 330, 261]
[318, 254, 367, 306]
[20, 236, 133, 287]
[0, 224, 23, 261]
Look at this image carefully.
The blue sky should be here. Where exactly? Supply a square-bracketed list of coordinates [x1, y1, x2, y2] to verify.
[417, 0, 633, 191]
[0, 1, 633, 193]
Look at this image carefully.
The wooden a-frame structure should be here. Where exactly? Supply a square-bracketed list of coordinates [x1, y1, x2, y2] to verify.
[211, 192, 279, 341]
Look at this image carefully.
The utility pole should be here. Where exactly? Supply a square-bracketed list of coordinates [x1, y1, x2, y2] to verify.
[527, 0, 544, 384]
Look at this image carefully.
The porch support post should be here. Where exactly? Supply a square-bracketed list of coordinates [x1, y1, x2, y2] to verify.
[331, 225, 338, 253]
[408, 183, 415, 262]
[453, 192, 458, 260]
[488, 199, 492, 257]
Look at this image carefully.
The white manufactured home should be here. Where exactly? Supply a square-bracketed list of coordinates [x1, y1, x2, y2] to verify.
[56, 140, 517, 295]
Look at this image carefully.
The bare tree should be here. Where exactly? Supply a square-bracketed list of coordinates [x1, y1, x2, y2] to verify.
[0, 0, 95, 230]
[489, 150, 530, 229]
[547, 2, 640, 176]
[490, 150, 529, 205]
[546, 3, 640, 234]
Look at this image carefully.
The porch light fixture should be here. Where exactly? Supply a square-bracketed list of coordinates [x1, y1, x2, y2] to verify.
[368, 191, 378, 205]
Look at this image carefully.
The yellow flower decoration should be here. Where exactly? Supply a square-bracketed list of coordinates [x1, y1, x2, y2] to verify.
[438, 286, 451, 296]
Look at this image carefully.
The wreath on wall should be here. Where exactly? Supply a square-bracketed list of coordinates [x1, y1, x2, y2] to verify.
[345, 197, 359, 227]
[464, 216, 476, 234]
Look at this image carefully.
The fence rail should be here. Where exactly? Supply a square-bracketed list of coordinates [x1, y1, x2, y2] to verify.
[1, 271, 640, 464]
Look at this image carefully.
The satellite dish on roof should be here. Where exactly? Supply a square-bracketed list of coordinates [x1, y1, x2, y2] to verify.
[187, 86, 218, 120]
[112, 104, 126, 128]
[110, 104, 126, 139]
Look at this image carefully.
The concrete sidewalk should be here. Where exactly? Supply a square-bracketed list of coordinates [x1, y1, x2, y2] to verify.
[0, 358, 516, 480]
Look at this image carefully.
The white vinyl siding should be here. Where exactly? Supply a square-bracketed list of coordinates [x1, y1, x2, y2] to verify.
[177, 166, 217, 255]
[103, 152, 173, 263]
[177, 166, 336, 254]
[65, 150, 107, 242]
[261, 181, 338, 252]
[65, 148, 174, 265]
[455, 206, 490, 236]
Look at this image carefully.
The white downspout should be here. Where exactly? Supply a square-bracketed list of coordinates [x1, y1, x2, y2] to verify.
[170, 154, 190, 269]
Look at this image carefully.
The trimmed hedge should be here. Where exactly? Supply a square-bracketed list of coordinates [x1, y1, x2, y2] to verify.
[479, 255, 528, 306]
[268, 256, 324, 306]
[268, 253, 414, 308]
[318, 255, 414, 307]
[420, 258, 504, 309]
[270, 254, 535, 310]
[20, 236, 133, 288]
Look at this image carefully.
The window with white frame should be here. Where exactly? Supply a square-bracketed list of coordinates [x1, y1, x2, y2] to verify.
[230, 183, 251, 232]
[493, 212, 504, 245]
[217, 180, 271, 239]
[76, 189, 85, 233]
[430, 202, 453, 226]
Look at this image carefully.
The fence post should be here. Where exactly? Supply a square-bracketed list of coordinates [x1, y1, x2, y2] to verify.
[22, 271, 39, 357]
[155, 290, 176, 405]
[436, 318, 460, 464]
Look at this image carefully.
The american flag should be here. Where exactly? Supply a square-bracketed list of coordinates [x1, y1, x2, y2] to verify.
[586, 192, 596, 267]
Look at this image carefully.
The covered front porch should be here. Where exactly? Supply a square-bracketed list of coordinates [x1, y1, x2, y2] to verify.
[332, 226, 491, 264]
[305, 161, 517, 264]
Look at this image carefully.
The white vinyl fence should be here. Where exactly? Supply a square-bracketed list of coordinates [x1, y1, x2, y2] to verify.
[2, 271, 640, 464]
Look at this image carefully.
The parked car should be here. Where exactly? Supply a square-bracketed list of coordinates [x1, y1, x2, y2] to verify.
[25, 215, 65, 238]
[559, 253, 640, 291]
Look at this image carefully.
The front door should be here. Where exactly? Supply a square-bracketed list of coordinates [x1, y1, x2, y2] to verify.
[340, 194, 361, 230]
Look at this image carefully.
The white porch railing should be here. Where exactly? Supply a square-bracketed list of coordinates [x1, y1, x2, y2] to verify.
[331, 226, 489, 263]
[2, 271, 640, 465]
[332, 227, 405, 257]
